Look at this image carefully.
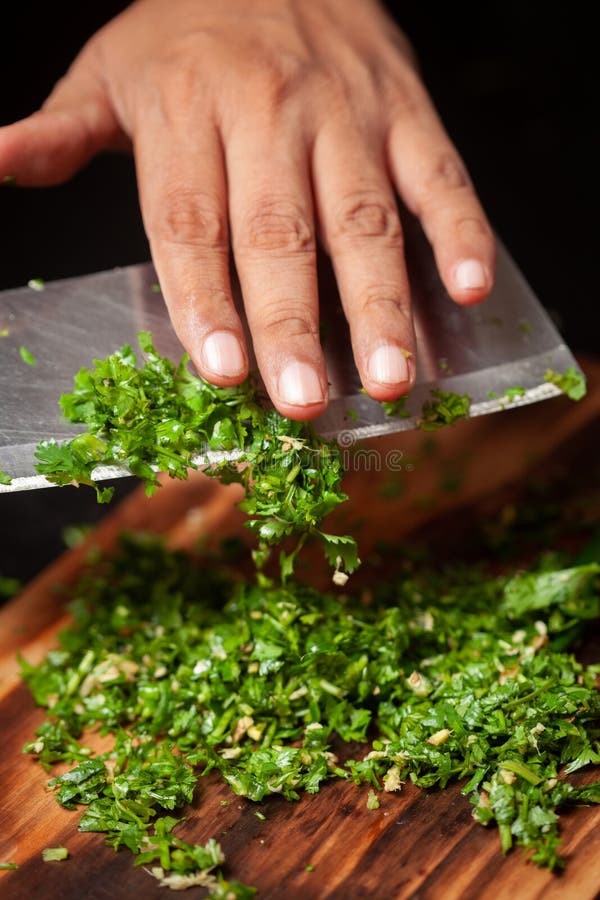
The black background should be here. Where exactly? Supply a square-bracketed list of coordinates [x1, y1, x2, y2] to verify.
[0, 1, 598, 583]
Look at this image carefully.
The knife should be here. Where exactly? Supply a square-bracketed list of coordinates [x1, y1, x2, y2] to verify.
[0, 213, 580, 494]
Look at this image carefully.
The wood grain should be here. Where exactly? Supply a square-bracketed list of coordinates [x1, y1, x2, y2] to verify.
[2, 360, 600, 899]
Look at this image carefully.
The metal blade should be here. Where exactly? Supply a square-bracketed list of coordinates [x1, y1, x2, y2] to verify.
[0, 214, 578, 493]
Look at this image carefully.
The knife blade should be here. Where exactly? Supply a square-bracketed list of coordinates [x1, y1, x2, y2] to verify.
[0, 214, 579, 493]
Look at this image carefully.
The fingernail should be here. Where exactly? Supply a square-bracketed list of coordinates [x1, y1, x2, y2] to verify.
[278, 362, 324, 406]
[455, 259, 487, 291]
[201, 331, 245, 377]
[367, 345, 409, 385]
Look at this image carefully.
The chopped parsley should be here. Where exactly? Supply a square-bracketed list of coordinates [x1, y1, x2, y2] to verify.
[419, 389, 471, 430]
[42, 847, 68, 862]
[28, 278, 45, 292]
[381, 396, 410, 418]
[487, 387, 527, 409]
[0, 575, 22, 599]
[382, 390, 470, 427]
[21, 532, 600, 879]
[545, 367, 587, 401]
[0, 862, 18, 870]
[61, 524, 94, 550]
[32, 333, 357, 580]
[0, 470, 12, 486]
[17, 333, 595, 889]
[19, 346, 37, 367]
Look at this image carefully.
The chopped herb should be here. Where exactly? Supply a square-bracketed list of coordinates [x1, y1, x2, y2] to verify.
[439, 466, 462, 494]
[20, 531, 600, 878]
[42, 847, 69, 862]
[0, 862, 18, 870]
[254, 811, 266, 821]
[346, 408, 359, 422]
[28, 278, 45, 291]
[305, 865, 315, 872]
[0, 328, 9, 337]
[381, 396, 410, 419]
[19, 346, 37, 367]
[487, 387, 526, 410]
[0, 470, 12, 486]
[379, 477, 405, 500]
[545, 367, 587, 401]
[0, 575, 22, 599]
[520, 321, 532, 335]
[437, 358, 453, 374]
[419, 390, 470, 430]
[32, 333, 357, 580]
[61, 524, 94, 550]
[366, 790, 380, 810]
[19, 331, 593, 888]
[150, 283, 162, 293]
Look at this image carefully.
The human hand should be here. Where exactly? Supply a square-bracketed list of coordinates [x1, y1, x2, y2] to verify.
[0, 0, 494, 420]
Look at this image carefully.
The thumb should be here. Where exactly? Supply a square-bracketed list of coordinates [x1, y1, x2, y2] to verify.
[0, 54, 126, 186]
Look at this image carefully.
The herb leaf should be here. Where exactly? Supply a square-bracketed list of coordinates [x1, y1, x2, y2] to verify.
[419, 390, 470, 430]
[19, 346, 37, 366]
[545, 367, 587, 401]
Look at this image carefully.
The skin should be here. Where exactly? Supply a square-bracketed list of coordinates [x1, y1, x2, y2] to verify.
[0, 0, 495, 420]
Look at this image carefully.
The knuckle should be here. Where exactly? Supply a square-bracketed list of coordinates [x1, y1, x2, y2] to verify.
[331, 192, 402, 243]
[258, 301, 318, 339]
[152, 189, 227, 251]
[238, 199, 315, 255]
[423, 153, 471, 195]
[142, 59, 200, 122]
[251, 52, 308, 109]
[456, 215, 493, 241]
[384, 80, 422, 121]
[361, 293, 407, 318]
[316, 66, 353, 109]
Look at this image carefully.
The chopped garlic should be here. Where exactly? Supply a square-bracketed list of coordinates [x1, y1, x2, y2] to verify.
[427, 728, 451, 747]
[383, 765, 403, 792]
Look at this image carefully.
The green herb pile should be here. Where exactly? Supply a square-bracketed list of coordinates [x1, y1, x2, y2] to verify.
[12, 336, 594, 890]
[33, 333, 357, 581]
[20, 533, 600, 886]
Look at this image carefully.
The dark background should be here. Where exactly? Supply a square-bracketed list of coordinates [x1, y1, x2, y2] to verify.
[0, 2, 598, 584]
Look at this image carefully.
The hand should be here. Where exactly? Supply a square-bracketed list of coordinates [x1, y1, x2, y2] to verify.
[0, 0, 494, 420]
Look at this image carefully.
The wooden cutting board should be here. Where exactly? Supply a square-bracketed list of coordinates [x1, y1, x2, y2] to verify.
[2, 364, 600, 900]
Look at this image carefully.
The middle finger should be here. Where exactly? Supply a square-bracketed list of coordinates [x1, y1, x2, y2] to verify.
[312, 120, 415, 401]
[226, 120, 327, 420]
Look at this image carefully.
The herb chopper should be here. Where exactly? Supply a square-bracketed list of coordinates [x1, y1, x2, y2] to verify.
[0, 213, 581, 493]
